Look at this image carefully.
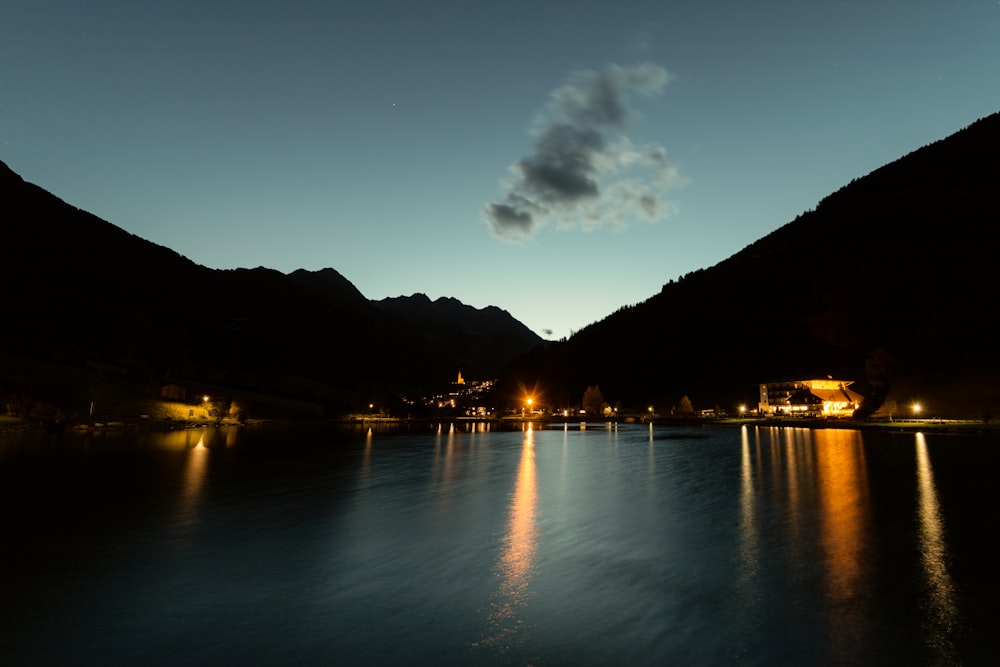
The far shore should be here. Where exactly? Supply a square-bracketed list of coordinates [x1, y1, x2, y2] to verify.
[3, 413, 999, 437]
[526, 415, 1000, 436]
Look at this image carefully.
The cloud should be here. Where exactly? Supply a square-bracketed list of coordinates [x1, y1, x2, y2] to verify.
[484, 62, 685, 242]
[483, 202, 534, 236]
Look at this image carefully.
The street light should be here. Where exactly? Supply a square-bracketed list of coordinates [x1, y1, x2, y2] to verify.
[912, 402, 922, 417]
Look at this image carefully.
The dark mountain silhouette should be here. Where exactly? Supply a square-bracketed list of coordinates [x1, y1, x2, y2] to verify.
[374, 294, 544, 379]
[286, 267, 371, 308]
[0, 162, 536, 415]
[4, 111, 998, 420]
[501, 112, 1000, 418]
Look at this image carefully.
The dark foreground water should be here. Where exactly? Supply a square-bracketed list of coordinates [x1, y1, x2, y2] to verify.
[1, 422, 998, 665]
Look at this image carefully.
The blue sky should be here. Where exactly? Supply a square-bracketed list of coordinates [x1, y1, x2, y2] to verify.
[3, 1, 999, 340]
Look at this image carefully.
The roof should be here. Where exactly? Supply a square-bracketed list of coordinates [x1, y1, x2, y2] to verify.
[808, 387, 864, 404]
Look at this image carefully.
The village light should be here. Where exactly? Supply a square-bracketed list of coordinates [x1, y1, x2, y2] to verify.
[913, 402, 922, 416]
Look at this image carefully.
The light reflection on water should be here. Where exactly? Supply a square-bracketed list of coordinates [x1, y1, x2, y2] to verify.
[1, 423, 998, 664]
[176, 432, 208, 536]
[915, 431, 960, 661]
[481, 424, 538, 654]
[813, 428, 872, 660]
[738, 426, 759, 597]
[736, 427, 875, 658]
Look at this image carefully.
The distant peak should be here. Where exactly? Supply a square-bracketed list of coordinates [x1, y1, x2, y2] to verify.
[288, 267, 345, 278]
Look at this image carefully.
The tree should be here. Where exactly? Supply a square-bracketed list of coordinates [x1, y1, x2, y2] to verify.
[883, 398, 897, 422]
[206, 397, 232, 425]
[582, 385, 605, 416]
[677, 395, 694, 416]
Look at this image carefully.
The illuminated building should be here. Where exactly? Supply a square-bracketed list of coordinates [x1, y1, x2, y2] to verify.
[757, 379, 864, 417]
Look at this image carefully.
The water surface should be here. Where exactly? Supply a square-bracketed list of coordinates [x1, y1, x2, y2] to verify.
[1, 422, 998, 665]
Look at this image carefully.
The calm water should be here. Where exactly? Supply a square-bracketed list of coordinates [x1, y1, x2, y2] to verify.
[1, 422, 998, 665]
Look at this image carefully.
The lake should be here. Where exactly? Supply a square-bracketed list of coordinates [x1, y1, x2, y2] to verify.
[1, 422, 998, 665]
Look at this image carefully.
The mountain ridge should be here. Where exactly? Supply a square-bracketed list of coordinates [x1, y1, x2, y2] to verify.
[3, 111, 998, 418]
[374, 293, 543, 379]
[501, 111, 1000, 417]
[0, 165, 541, 416]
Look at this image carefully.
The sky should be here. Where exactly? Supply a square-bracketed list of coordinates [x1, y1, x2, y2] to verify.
[3, 1, 999, 341]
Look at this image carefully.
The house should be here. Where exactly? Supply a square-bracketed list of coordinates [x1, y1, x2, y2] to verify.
[758, 379, 864, 417]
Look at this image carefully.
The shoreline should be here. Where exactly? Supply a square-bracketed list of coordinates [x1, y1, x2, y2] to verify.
[3, 414, 998, 437]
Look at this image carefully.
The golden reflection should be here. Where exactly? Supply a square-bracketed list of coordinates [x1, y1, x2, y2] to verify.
[815, 430, 868, 598]
[813, 429, 871, 654]
[647, 423, 655, 477]
[176, 431, 209, 534]
[431, 422, 459, 498]
[784, 428, 801, 509]
[355, 427, 373, 492]
[482, 424, 538, 652]
[738, 426, 759, 592]
[915, 432, 959, 659]
[430, 423, 444, 488]
[446, 423, 456, 470]
[767, 427, 783, 502]
[364, 426, 372, 462]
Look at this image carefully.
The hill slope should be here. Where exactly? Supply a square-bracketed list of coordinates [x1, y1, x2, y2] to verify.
[0, 162, 534, 415]
[502, 112, 1000, 418]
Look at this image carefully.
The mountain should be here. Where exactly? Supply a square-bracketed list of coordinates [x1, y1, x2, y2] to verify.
[501, 112, 1000, 418]
[0, 162, 535, 415]
[5, 111, 998, 420]
[374, 294, 544, 379]
[286, 267, 371, 308]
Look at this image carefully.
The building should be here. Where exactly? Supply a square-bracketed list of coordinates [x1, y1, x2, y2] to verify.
[758, 378, 864, 417]
[421, 371, 497, 415]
